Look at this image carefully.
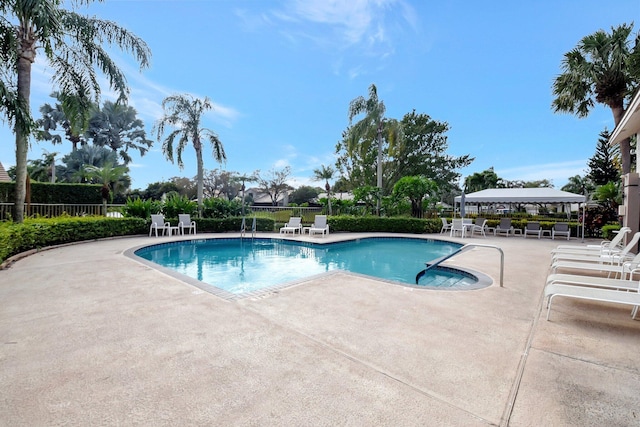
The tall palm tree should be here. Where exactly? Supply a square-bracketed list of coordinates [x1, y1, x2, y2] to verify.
[347, 84, 402, 215]
[552, 23, 640, 174]
[154, 94, 226, 218]
[312, 164, 336, 215]
[0, 0, 151, 223]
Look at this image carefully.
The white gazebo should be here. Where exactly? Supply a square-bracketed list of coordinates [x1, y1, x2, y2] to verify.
[454, 188, 587, 239]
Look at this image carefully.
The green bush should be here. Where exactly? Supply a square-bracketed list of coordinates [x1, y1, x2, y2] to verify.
[202, 197, 242, 218]
[328, 215, 440, 234]
[122, 197, 162, 218]
[163, 193, 197, 219]
[0, 216, 147, 264]
[0, 182, 102, 203]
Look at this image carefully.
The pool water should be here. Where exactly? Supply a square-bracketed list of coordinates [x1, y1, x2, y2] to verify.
[134, 237, 481, 295]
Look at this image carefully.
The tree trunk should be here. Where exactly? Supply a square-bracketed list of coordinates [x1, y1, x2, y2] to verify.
[376, 124, 382, 216]
[325, 181, 332, 216]
[196, 145, 204, 218]
[14, 39, 35, 223]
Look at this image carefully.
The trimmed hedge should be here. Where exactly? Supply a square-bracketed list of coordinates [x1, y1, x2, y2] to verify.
[0, 216, 147, 264]
[328, 215, 441, 234]
[0, 216, 277, 265]
[0, 182, 102, 204]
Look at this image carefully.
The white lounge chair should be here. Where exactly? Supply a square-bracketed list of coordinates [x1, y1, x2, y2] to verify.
[280, 217, 302, 234]
[471, 218, 487, 237]
[494, 218, 513, 237]
[544, 282, 640, 321]
[552, 222, 571, 240]
[546, 273, 640, 291]
[440, 218, 452, 234]
[550, 232, 640, 265]
[178, 214, 197, 235]
[550, 251, 640, 277]
[524, 221, 542, 239]
[149, 214, 170, 237]
[553, 227, 630, 254]
[308, 215, 329, 237]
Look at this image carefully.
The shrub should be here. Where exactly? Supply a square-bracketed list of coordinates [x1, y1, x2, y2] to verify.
[122, 197, 162, 219]
[202, 197, 242, 218]
[163, 193, 197, 219]
[0, 216, 147, 265]
[328, 215, 440, 233]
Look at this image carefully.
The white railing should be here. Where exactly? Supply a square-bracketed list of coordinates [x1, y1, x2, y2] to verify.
[0, 203, 125, 220]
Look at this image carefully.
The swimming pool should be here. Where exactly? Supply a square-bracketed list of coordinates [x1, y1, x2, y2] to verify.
[132, 237, 491, 297]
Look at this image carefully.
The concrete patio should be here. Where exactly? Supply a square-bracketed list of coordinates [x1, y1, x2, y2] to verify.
[1, 232, 639, 426]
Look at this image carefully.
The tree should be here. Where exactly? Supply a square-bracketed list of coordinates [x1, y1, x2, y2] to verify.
[289, 186, 320, 205]
[312, 164, 336, 215]
[60, 145, 118, 183]
[1, 0, 151, 223]
[232, 173, 258, 217]
[256, 167, 293, 206]
[391, 110, 473, 199]
[464, 168, 500, 192]
[154, 94, 226, 218]
[24, 151, 58, 182]
[85, 161, 130, 215]
[347, 84, 402, 215]
[588, 129, 620, 185]
[552, 23, 640, 174]
[203, 168, 237, 200]
[392, 176, 436, 218]
[36, 92, 91, 151]
[562, 175, 595, 197]
[85, 101, 153, 164]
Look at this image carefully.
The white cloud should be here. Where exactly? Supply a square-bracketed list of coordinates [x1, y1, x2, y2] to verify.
[273, 0, 416, 53]
[496, 160, 589, 187]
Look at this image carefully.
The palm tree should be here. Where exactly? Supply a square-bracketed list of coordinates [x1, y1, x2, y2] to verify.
[312, 165, 336, 215]
[86, 101, 153, 164]
[552, 23, 640, 174]
[154, 94, 226, 218]
[85, 161, 130, 216]
[36, 91, 92, 151]
[1, 0, 151, 223]
[561, 174, 595, 198]
[347, 84, 402, 215]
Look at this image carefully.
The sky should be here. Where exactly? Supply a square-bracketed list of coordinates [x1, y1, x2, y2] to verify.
[2, 0, 640, 191]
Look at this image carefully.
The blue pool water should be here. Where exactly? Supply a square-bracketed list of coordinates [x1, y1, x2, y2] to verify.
[134, 237, 482, 295]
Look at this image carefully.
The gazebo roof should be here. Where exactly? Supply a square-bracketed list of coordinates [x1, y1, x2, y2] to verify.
[454, 188, 586, 204]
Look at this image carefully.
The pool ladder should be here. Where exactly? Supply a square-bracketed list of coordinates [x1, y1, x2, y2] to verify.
[416, 243, 504, 287]
[240, 216, 256, 239]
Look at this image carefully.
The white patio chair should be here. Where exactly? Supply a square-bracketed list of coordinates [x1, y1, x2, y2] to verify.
[149, 214, 170, 237]
[450, 218, 466, 238]
[178, 214, 197, 235]
[440, 218, 452, 234]
[471, 218, 487, 237]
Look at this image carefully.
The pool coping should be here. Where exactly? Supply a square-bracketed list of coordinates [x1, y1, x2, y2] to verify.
[124, 235, 494, 301]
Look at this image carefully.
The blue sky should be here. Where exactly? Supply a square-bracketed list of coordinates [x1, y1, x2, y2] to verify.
[2, 0, 640, 191]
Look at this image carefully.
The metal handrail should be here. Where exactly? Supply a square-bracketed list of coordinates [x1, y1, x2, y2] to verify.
[417, 243, 504, 287]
